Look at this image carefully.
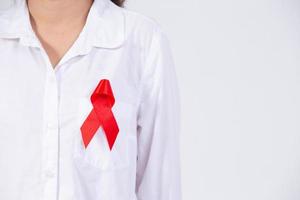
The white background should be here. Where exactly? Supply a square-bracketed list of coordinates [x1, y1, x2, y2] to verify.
[1, 0, 300, 199]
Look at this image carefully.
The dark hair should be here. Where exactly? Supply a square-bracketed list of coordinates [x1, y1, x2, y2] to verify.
[111, 0, 125, 7]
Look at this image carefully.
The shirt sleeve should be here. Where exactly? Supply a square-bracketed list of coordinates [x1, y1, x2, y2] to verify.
[135, 27, 182, 200]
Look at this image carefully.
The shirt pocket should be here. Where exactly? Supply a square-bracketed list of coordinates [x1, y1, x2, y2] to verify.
[72, 96, 136, 171]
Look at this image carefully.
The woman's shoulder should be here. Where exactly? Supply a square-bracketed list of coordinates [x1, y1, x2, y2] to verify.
[123, 8, 162, 31]
[117, 6, 169, 50]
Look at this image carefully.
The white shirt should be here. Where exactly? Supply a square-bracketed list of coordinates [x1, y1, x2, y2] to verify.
[0, 0, 182, 199]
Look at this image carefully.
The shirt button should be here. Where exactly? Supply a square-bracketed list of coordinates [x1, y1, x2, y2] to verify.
[44, 169, 55, 178]
[49, 75, 56, 83]
[47, 122, 56, 129]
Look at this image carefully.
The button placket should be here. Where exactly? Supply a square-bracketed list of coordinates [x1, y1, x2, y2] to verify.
[41, 70, 60, 200]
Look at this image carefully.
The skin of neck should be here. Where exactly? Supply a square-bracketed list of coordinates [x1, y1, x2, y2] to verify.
[27, 0, 94, 33]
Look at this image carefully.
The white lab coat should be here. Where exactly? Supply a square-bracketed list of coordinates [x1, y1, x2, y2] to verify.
[0, 0, 182, 199]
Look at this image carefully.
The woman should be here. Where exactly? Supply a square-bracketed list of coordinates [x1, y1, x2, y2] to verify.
[0, 0, 181, 199]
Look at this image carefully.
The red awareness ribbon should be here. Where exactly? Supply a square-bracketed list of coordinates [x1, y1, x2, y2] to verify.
[80, 79, 119, 150]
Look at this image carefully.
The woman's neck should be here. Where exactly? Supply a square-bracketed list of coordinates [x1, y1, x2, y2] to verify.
[26, 0, 94, 68]
[27, 0, 93, 32]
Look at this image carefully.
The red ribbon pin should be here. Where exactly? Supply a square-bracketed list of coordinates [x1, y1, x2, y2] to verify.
[80, 79, 119, 150]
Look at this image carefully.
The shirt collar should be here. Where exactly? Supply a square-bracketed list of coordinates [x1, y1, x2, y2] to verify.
[0, 0, 125, 50]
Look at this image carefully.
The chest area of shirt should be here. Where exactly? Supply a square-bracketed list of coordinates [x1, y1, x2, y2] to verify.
[0, 45, 142, 139]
